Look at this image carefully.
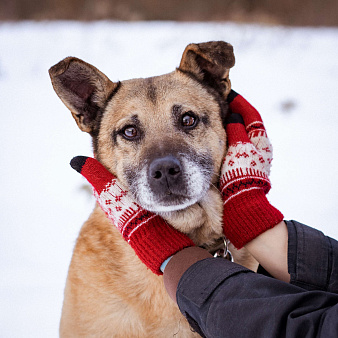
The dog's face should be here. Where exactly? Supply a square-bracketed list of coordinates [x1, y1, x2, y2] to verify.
[98, 72, 228, 213]
[49, 41, 235, 218]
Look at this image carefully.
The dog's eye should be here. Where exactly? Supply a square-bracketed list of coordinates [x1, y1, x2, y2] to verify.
[181, 112, 198, 128]
[122, 126, 138, 139]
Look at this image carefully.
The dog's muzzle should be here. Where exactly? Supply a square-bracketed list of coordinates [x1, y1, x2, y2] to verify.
[129, 151, 213, 213]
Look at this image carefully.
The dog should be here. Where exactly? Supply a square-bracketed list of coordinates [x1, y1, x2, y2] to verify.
[50, 41, 257, 337]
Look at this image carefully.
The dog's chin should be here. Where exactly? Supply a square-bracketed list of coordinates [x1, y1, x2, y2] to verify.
[146, 201, 196, 213]
[138, 194, 201, 213]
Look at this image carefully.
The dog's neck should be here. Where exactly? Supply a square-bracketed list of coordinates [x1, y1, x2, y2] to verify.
[159, 185, 224, 248]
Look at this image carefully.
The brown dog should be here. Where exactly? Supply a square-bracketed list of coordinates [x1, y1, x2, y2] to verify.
[50, 41, 256, 337]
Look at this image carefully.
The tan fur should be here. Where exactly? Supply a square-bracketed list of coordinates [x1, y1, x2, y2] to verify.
[60, 206, 198, 337]
[50, 41, 258, 337]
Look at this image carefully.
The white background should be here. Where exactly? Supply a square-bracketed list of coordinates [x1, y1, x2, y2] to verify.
[1, 21, 338, 337]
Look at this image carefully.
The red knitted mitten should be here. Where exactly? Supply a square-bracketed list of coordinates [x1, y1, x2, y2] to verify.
[220, 90, 283, 248]
[70, 156, 194, 275]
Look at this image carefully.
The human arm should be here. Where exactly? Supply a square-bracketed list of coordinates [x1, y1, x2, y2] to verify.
[219, 91, 338, 291]
[219, 91, 338, 290]
[163, 220, 338, 337]
[245, 220, 290, 282]
[219, 90, 289, 281]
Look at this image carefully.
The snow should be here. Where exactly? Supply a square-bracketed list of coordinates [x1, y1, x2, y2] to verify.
[0, 21, 337, 337]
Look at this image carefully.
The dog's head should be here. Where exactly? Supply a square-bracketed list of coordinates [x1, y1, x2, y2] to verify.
[50, 41, 234, 218]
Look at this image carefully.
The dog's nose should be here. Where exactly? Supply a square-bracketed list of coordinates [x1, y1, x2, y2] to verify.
[148, 156, 182, 191]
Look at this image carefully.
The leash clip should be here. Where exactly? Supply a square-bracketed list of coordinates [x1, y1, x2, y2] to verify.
[214, 237, 234, 262]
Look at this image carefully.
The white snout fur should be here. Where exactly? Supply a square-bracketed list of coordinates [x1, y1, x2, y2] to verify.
[134, 155, 211, 213]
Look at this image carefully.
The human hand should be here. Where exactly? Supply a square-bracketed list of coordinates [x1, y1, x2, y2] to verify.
[220, 90, 283, 248]
[70, 156, 194, 275]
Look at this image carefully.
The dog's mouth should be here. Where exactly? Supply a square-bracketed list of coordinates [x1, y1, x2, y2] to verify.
[134, 181, 210, 213]
[142, 191, 206, 213]
[125, 154, 214, 213]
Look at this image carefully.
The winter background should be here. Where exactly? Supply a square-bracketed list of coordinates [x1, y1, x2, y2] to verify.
[0, 21, 338, 337]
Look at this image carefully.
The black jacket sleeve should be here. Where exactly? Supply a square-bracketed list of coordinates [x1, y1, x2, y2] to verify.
[287, 220, 338, 293]
[176, 221, 338, 337]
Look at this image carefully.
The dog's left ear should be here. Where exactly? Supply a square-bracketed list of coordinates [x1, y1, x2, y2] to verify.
[178, 41, 235, 98]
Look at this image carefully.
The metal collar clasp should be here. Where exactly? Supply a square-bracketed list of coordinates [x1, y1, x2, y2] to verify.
[214, 237, 234, 262]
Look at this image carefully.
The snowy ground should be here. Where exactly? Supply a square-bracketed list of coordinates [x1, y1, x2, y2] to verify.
[0, 21, 337, 337]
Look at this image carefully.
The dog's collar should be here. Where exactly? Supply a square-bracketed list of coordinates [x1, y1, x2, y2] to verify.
[201, 237, 234, 262]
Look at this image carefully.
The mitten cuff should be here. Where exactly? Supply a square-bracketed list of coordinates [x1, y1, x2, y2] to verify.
[128, 216, 195, 275]
[223, 189, 283, 249]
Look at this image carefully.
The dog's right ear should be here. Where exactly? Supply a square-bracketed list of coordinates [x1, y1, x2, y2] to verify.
[178, 41, 235, 98]
[49, 57, 119, 134]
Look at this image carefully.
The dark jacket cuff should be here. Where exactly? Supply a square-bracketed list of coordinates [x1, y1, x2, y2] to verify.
[163, 247, 213, 302]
